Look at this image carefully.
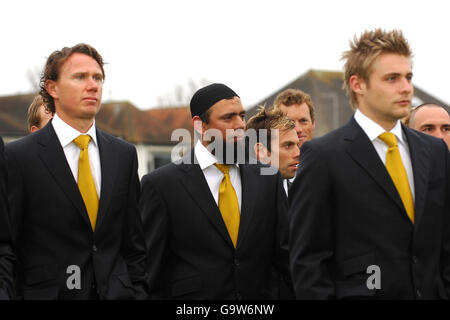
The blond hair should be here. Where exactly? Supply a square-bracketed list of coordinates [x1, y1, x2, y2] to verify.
[272, 88, 315, 123]
[27, 95, 45, 132]
[341, 29, 413, 110]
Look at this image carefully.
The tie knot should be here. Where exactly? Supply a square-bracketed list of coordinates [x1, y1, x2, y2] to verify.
[73, 135, 92, 150]
[378, 132, 397, 148]
[215, 163, 230, 175]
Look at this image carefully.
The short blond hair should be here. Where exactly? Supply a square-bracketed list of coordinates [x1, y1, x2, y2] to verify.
[272, 89, 315, 123]
[341, 29, 413, 110]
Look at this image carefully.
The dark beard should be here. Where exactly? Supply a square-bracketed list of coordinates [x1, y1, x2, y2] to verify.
[207, 138, 249, 164]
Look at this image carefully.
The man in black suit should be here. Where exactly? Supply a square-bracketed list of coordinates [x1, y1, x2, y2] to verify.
[140, 83, 292, 299]
[245, 106, 300, 197]
[289, 29, 450, 299]
[4, 44, 148, 299]
[0, 137, 15, 299]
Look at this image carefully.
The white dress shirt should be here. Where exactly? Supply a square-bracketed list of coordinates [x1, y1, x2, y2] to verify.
[354, 109, 415, 200]
[52, 113, 102, 196]
[283, 178, 294, 197]
[194, 141, 242, 213]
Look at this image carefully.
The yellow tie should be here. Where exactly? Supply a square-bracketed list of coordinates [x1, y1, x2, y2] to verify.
[73, 135, 99, 230]
[378, 132, 414, 223]
[215, 164, 240, 247]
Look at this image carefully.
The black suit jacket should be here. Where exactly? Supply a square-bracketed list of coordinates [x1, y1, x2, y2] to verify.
[0, 137, 15, 299]
[139, 151, 292, 299]
[4, 121, 148, 299]
[288, 117, 450, 299]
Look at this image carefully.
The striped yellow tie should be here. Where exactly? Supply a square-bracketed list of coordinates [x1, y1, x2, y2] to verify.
[378, 132, 414, 223]
[73, 135, 99, 230]
[215, 164, 240, 247]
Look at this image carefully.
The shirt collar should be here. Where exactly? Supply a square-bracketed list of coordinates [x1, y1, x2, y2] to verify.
[194, 140, 239, 170]
[52, 113, 98, 148]
[354, 109, 406, 146]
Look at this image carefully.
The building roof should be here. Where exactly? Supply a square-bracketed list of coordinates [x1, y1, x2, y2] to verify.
[0, 94, 193, 144]
[247, 69, 449, 137]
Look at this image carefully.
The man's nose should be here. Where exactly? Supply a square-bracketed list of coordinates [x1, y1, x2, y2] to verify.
[293, 145, 300, 159]
[235, 116, 245, 129]
[87, 77, 99, 91]
[400, 77, 413, 94]
[435, 130, 444, 139]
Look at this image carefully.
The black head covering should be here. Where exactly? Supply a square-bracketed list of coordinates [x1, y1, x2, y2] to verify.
[190, 83, 239, 117]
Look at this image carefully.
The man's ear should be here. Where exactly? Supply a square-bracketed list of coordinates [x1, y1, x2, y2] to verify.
[349, 75, 366, 96]
[254, 142, 271, 164]
[192, 116, 203, 137]
[45, 80, 58, 99]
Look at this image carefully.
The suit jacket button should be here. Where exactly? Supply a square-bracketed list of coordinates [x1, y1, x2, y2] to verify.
[236, 292, 242, 300]
[412, 256, 418, 264]
[92, 245, 97, 252]
[234, 258, 240, 267]
[416, 289, 422, 299]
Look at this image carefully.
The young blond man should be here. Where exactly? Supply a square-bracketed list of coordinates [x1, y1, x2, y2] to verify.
[288, 29, 450, 299]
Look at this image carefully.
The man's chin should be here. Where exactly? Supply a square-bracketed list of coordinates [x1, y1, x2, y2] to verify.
[80, 107, 100, 118]
[282, 170, 296, 180]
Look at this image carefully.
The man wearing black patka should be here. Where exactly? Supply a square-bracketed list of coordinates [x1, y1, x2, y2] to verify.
[140, 83, 292, 299]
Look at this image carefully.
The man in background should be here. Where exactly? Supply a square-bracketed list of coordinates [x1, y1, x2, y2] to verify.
[27, 95, 53, 133]
[405, 103, 450, 150]
[272, 88, 316, 147]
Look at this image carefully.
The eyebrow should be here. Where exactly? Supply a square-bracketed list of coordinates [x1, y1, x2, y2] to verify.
[384, 72, 413, 78]
[221, 111, 246, 118]
[72, 71, 103, 77]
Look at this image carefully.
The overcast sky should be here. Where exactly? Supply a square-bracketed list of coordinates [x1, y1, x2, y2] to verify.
[2, 0, 449, 110]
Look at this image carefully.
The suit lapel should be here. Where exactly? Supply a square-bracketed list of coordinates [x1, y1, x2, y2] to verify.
[403, 126, 430, 227]
[95, 129, 118, 231]
[235, 164, 258, 249]
[344, 118, 407, 215]
[178, 152, 234, 248]
[37, 123, 92, 229]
